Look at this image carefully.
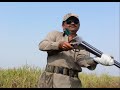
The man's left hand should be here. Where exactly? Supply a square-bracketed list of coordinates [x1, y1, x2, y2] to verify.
[94, 54, 114, 66]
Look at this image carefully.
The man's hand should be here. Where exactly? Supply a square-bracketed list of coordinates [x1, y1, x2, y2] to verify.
[69, 36, 82, 49]
[94, 54, 114, 66]
[59, 41, 73, 51]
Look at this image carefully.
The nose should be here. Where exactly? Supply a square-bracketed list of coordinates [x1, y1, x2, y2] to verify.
[71, 21, 75, 24]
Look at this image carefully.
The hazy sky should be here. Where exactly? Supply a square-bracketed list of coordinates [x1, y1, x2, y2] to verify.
[0, 2, 119, 76]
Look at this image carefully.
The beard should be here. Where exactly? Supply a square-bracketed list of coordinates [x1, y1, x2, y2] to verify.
[69, 28, 78, 34]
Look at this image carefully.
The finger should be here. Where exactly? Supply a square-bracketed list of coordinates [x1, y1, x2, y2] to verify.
[63, 45, 73, 50]
[62, 46, 68, 51]
[62, 44, 72, 50]
[64, 42, 73, 48]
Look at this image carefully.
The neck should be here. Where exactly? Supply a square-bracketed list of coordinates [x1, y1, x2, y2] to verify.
[69, 33, 77, 37]
[68, 34, 77, 42]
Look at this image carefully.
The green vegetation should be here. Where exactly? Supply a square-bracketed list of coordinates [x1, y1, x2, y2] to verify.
[79, 72, 120, 88]
[0, 65, 41, 88]
[0, 65, 120, 88]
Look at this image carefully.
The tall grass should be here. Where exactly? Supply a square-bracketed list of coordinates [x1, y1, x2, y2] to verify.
[0, 65, 41, 88]
[79, 72, 120, 88]
[0, 65, 120, 88]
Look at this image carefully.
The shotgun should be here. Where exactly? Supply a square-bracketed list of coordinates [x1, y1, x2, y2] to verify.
[64, 29, 120, 69]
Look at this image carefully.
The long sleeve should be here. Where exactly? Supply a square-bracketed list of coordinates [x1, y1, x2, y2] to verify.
[38, 31, 62, 51]
[76, 49, 98, 70]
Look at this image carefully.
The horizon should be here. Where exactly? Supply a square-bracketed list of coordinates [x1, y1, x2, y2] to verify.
[0, 2, 119, 76]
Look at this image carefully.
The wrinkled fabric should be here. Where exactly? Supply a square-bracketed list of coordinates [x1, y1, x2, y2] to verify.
[38, 30, 97, 88]
[38, 71, 82, 88]
[38, 71, 53, 88]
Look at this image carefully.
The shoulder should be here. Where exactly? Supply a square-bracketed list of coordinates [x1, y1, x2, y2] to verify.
[47, 30, 63, 36]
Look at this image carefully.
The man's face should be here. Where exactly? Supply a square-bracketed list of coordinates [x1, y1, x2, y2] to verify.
[62, 16, 80, 34]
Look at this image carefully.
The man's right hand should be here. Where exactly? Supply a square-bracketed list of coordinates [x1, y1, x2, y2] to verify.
[58, 41, 73, 51]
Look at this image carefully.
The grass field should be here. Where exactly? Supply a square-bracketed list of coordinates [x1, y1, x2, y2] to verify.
[79, 72, 120, 88]
[0, 65, 120, 88]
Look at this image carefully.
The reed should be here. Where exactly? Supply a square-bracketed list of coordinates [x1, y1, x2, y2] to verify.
[0, 65, 119, 88]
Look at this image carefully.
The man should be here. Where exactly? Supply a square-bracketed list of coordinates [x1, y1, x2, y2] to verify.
[38, 13, 114, 88]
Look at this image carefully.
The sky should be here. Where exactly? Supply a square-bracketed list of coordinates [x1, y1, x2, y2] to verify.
[0, 2, 119, 76]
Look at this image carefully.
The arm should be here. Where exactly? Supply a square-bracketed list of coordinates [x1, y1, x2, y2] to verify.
[38, 31, 61, 51]
[76, 49, 98, 70]
[39, 30, 73, 52]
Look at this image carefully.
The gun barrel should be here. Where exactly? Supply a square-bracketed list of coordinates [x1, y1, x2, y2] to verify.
[114, 60, 120, 68]
[80, 41, 120, 69]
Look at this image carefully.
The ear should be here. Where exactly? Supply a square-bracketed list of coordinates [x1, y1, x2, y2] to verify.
[62, 24, 65, 30]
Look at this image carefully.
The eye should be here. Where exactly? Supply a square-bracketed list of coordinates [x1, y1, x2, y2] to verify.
[66, 20, 72, 24]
